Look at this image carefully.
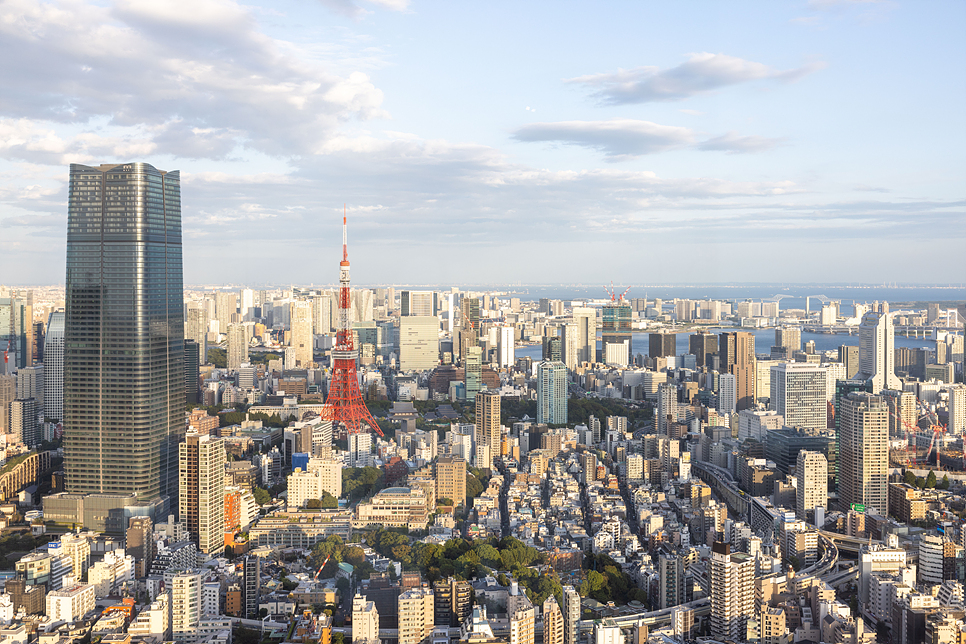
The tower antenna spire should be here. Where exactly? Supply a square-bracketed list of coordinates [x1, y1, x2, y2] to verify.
[342, 203, 348, 263]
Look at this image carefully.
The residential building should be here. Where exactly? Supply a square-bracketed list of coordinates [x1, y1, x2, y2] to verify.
[352, 593, 379, 643]
[46, 584, 95, 623]
[290, 300, 314, 368]
[839, 393, 889, 513]
[436, 456, 467, 507]
[709, 542, 754, 641]
[43, 311, 65, 421]
[537, 361, 568, 425]
[855, 311, 901, 393]
[227, 323, 248, 372]
[179, 432, 226, 555]
[796, 450, 827, 523]
[543, 596, 563, 644]
[770, 362, 827, 433]
[562, 586, 580, 644]
[397, 587, 434, 644]
[475, 391, 500, 470]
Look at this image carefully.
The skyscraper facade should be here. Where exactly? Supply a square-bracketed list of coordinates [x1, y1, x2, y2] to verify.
[399, 316, 439, 372]
[537, 361, 568, 425]
[64, 163, 185, 502]
[475, 391, 500, 470]
[571, 307, 597, 364]
[856, 311, 900, 393]
[227, 323, 248, 371]
[601, 302, 631, 364]
[43, 311, 65, 422]
[649, 332, 676, 359]
[796, 450, 828, 522]
[770, 362, 827, 433]
[839, 392, 889, 512]
[709, 542, 754, 641]
[720, 331, 756, 410]
[290, 300, 314, 367]
[689, 331, 717, 367]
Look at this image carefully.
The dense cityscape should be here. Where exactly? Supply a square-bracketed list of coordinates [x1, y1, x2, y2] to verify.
[0, 161, 962, 644]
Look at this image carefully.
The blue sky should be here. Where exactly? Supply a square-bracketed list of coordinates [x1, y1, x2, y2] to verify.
[0, 0, 963, 285]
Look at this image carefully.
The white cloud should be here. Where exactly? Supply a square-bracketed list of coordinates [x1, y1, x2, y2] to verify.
[512, 119, 694, 160]
[697, 132, 786, 154]
[568, 53, 826, 105]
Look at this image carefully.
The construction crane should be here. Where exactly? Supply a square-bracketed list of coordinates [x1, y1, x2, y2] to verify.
[313, 554, 333, 580]
[603, 282, 631, 302]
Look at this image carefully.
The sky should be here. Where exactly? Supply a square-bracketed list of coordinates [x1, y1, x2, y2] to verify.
[0, 0, 964, 286]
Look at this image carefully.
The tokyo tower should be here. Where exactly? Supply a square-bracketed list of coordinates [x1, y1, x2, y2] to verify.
[322, 209, 384, 437]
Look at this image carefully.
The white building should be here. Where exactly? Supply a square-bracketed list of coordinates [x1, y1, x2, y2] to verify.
[43, 311, 64, 421]
[348, 432, 372, 468]
[770, 362, 828, 433]
[949, 384, 966, 435]
[796, 451, 828, 523]
[88, 549, 134, 597]
[537, 361, 568, 425]
[856, 311, 900, 393]
[497, 326, 515, 368]
[287, 459, 343, 509]
[718, 374, 736, 415]
[46, 584, 95, 623]
[352, 593, 379, 643]
[398, 316, 439, 372]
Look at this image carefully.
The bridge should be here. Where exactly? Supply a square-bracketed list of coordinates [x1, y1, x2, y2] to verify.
[577, 598, 711, 631]
[819, 530, 880, 557]
[691, 460, 750, 520]
[800, 531, 838, 578]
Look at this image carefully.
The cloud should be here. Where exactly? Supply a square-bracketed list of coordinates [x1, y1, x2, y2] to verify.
[0, 0, 388, 158]
[568, 53, 826, 105]
[697, 132, 786, 154]
[318, 0, 409, 18]
[512, 119, 694, 160]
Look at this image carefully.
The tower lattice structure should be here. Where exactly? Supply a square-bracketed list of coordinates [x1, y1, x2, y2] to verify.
[323, 211, 384, 437]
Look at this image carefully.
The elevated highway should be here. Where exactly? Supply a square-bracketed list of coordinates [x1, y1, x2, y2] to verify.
[691, 460, 750, 520]
[577, 598, 711, 632]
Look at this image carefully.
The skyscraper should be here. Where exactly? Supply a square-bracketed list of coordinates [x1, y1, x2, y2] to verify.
[183, 340, 201, 405]
[64, 163, 185, 503]
[497, 325, 515, 368]
[537, 361, 568, 425]
[649, 332, 676, 359]
[185, 307, 208, 361]
[796, 450, 827, 522]
[397, 587, 434, 644]
[459, 297, 480, 361]
[855, 311, 900, 392]
[215, 292, 237, 336]
[839, 392, 888, 513]
[720, 331, 756, 410]
[542, 596, 563, 644]
[227, 323, 248, 371]
[400, 290, 436, 317]
[179, 431, 226, 555]
[43, 311, 65, 422]
[689, 331, 717, 367]
[475, 391, 500, 470]
[571, 307, 597, 364]
[464, 346, 482, 400]
[399, 317, 439, 372]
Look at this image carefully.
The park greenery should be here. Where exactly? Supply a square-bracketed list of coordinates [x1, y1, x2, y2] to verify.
[903, 469, 950, 490]
[499, 397, 652, 428]
[343, 467, 386, 502]
[580, 552, 648, 606]
[466, 467, 490, 502]
[207, 347, 283, 369]
[0, 532, 41, 570]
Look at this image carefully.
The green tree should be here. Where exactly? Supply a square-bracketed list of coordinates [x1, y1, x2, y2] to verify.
[320, 491, 339, 509]
[926, 470, 938, 489]
[332, 632, 345, 644]
[788, 556, 801, 572]
[306, 498, 323, 509]
[903, 469, 917, 486]
[940, 474, 950, 490]
[253, 487, 272, 505]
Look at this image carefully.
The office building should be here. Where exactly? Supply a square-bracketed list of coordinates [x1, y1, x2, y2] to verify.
[16, 366, 43, 411]
[475, 392, 500, 470]
[459, 297, 480, 361]
[562, 586, 580, 644]
[349, 432, 372, 468]
[775, 326, 802, 355]
[352, 593, 379, 643]
[0, 375, 14, 435]
[215, 292, 237, 336]
[65, 165, 188, 506]
[290, 300, 314, 367]
[839, 393, 889, 513]
[709, 542, 754, 642]
[43, 311, 65, 421]
[948, 385, 966, 435]
[397, 587, 434, 644]
[720, 331, 756, 410]
[856, 311, 901, 392]
[400, 291, 436, 317]
[179, 432, 226, 555]
[601, 302, 631, 365]
[399, 317, 439, 372]
[560, 322, 579, 370]
[796, 450, 827, 522]
[649, 333, 676, 359]
[689, 331, 717, 367]
[436, 456, 466, 506]
[718, 374, 736, 414]
[537, 361, 568, 425]
[839, 345, 860, 379]
[572, 307, 597, 364]
[770, 362, 827, 433]
[227, 323, 248, 372]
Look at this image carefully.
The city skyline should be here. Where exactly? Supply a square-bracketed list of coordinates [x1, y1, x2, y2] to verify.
[0, 1, 963, 285]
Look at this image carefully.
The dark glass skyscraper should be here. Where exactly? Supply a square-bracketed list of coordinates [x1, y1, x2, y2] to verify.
[64, 163, 185, 503]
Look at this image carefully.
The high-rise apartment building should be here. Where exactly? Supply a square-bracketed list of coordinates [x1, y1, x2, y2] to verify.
[215, 292, 237, 336]
[186, 308, 208, 361]
[64, 163, 185, 503]
[227, 323, 248, 372]
[399, 317, 439, 372]
[464, 346, 482, 400]
[775, 326, 802, 355]
[497, 325, 515, 368]
[179, 431, 226, 555]
[397, 587, 434, 644]
[290, 300, 314, 368]
[560, 322, 579, 370]
[796, 450, 827, 522]
[562, 586, 580, 644]
[242, 555, 260, 618]
[459, 297, 480, 361]
[542, 596, 563, 644]
[720, 331, 756, 410]
[856, 311, 900, 393]
[352, 593, 379, 643]
[436, 456, 467, 507]
[658, 552, 690, 609]
[770, 362, 827, 433]
[184, 340, 201, 405]
[709, 542, 754, 642]
[948, 385, 966, 435]
[11, 399, 38, 447]
[537, 361, 568, 425]
[475, 392, 500, 470]
[718, 374, 736, 414]
[0, 375, 14, 436]
[43, 311, 65, 422]
[312, 294, 332, 334]
[17, 366, 43, 412]
[839, 392, 889, 513]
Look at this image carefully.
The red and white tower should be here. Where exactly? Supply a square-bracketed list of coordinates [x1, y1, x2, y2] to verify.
[323, 209, 384, 437]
